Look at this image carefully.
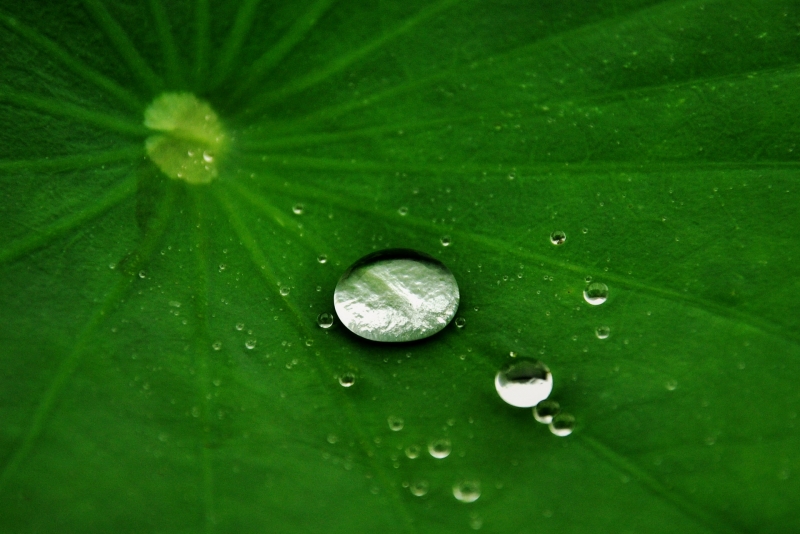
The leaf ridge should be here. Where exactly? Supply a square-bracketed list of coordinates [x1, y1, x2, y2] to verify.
[209, 0, 263, 91]
[148, 0, 186, 88]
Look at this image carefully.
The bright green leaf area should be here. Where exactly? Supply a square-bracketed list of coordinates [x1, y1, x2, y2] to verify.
[1, 0, 799, 532]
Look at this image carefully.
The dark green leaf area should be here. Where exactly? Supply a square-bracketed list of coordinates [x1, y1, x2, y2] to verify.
[1, 1, 799, 533]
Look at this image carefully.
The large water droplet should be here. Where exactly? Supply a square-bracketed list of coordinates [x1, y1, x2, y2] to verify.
[583, 282, 609, 305]
[550, 231, 566, 245]
[549, 413, 575, 436]
[317, 312, 334, 329]
[494, 358, 553, 408]
[595, 326, 610, 339]
[333, 249, 460, 342]
[453, 480, 481, 503]
[428, 438, 451, 459]
[409, 480, 429, 497]
[533, 399, 560, 424]
[388, 416, 404, 431]
[338, 373, 355, 387]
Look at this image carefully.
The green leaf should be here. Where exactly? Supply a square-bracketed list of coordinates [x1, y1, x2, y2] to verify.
[2, 0, 799, 532]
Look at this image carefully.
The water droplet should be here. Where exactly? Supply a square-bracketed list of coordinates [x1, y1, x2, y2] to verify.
[280, 286, 291, 296]
[470, 514, 483, 530]
[398, 206, 408, 216]
[211, 341, 222, 351]
[202, 150, 214, 163]
[405, 445, 420, 459]
[549, 413, 575, 437]
[292, 203, 304, 215]
[455, 317, 466, 328]
[317, 313, 334, 329]
[581, 227, 588, 234]
[440, 235, 451, 247]
[428, 438, 451, 459]
[666, 380, 678, 391]
[388, 416, 404, 431]
[138, 270, 146, 279]
[533, 399, 561, 424]
[235, 322, 244, 331]
[550, 231, 566, 245]
[409, 480, 429, 497]
[333, 249, 460, 342]
[583, 282, 609, 305]
[245, 339, 256, 350]
[585, 275, 592, 283]
[595, 326, 610, 339]
[453, 480, 481, 503]
[317, 254, 327, 264]
[338, 373, 355, 387]
[327, 434, 338, 444]
[494, 358, 553, 408]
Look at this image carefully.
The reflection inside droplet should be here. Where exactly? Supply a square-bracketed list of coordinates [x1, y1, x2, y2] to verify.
[495, 358, 553, 408]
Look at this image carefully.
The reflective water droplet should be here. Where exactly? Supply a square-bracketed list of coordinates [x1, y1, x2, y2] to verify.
[388, 416, 404, 431]
[455, 317, 466, 328]
[409, 480, 429, 497]
[533, 399, 561, 424]
[583, 282, 609, 305]
[595, 326, 610, 339]
[440, 235, 451, 247]
[138, 270, 146, 279]
[453, 480, 481, 503]
[202, 150, 213, 163]
[405, 445, 420, 459]
[317, 254, 327, 264]
[550, 230, 566, 245]
[585, 275, 592, 283]
[495, 358, 553, 408]
[549, 413, 575, 437]
[338, 373, 355, 387]
[428, 438, 451, 459]
[245, 339, 256, 350]
[333, 249, 459, 342]
[211, 341, 222, 351]
[235, 322, 244, 331]
[317, 313, 334, 329]
[292, 203, 304, 215]
[305, 339, 314, 347]
[666, 379, 678, 391]
[398, 206, 408, 216]
[581, 227, 588, 234]
[280, 286, 291, 296]
[327, 434, 338, 444]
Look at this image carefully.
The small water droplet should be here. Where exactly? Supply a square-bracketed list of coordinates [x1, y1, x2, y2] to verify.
[507, 171, 516, 180]
[583, 282, 609, 305]
[550, 231, 566, 245]
[405, 445, 420, 459]
[235, 322, 244, 331]
[327, 434, 338, 444]
[317, 312, 334, 329]
[581, 227, 588, 234]
[455, 317, 466, 328]
[333, 249, 459, 342]
[202, 151, 213, 163]
[338, 373, 355, 387]
[245, 339, 256, 350]
[388, 416, 404, 431]
[212, 341, 222, 351]
[585, 275, 592, 283]
[428, 438, 452, 459]
[398, 206, 408, 216]
[533, 399, 561, 424]
[470, 514, 483, 530]
[305, 339, 314, 347]
[280, 286, 291, 296]
[549, 413, 575, 436]
[495, 358, 553, 408]
[409, 480, 429, 497]
[317, 254, 328, 264]
[440, 235, 451, 247]
[138, 270, 146, 279]
[292, 203, 304, 215]
[666, 380, 678, 391]
[595, 326, 610, 339]
[453, 480, 481, 503]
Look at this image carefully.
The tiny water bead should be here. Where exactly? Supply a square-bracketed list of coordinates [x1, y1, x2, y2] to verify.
[595, 326, 610, 339]
[428, 438, 452, 459]
[409, 480, 429, 497]
[245, 339, 257, 350]
[495, 358, 553, 408]
[338, 373, 355, 387]
[143, 93, 227, 184]
[455, 317, 466, 329]
[550, 230, 566, 245]
[453, 480, 481, 503]
[292, 203, 304, 215]
[398, 206, 409, 216]
[405, 445, 421, 459]
[388, 416, 404, 431]
[583, 282, 609, 305]
[333, 249, 460, 342]
[211, 341, 222, 351]
[280, 286, 291, 297]
[549, 413, 575, 437]
[533, 399, 561, 424]
[317, 254, 328, 264]
[440, 235, 451, 247]
[235, 322, 244, 331]
[317, 312, 334, 329]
